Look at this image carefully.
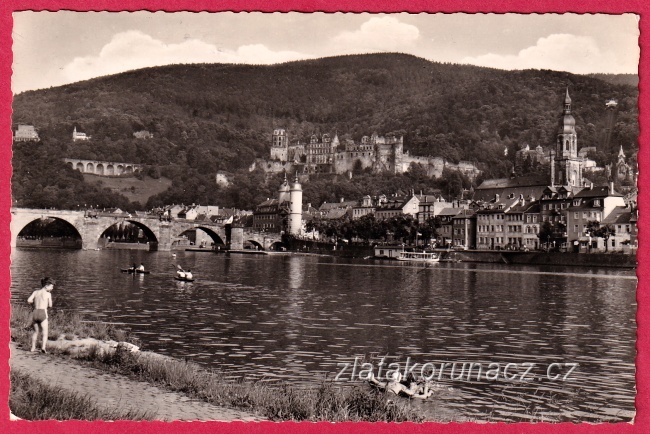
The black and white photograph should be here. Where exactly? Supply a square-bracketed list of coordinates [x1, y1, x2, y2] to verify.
[7, 11, 639, 424]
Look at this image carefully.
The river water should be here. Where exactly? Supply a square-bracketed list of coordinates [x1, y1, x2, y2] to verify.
[10, 248, 636, 422]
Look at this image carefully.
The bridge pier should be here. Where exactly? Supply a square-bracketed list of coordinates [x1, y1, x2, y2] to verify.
[230, 227, 244, 250]
[157, 223, 173, 251]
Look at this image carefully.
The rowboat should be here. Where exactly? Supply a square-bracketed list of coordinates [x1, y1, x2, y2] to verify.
[174, 276, 195, 282]
[121, 269, 150, 274]
[395, 251, 440, 263]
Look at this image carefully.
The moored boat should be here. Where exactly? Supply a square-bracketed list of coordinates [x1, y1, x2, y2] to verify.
[395, 251, 440, 263]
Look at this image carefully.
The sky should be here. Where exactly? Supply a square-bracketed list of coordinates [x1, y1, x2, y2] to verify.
[11, 12, 640, 94]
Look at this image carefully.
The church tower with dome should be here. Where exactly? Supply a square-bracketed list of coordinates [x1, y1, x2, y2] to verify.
[552, 88, 584, 187]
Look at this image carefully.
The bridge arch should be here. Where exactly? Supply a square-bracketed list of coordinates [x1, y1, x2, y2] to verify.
[86, 162, 94, 173]
[99, 220, 160, 251]
[11, 213, 84, 249]
[106, 164, 114, 175]
[76, 162, 84, 171]
[196, 226, 226, 246]
[245, 239, 265, 250]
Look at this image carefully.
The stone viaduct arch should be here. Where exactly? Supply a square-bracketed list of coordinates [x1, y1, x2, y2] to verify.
[63, 159, 143, 176]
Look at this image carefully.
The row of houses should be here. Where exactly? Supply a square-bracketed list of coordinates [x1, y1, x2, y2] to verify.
[256, 179, 635, 253]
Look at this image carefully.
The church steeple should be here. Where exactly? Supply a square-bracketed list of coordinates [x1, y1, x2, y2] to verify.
[554, 88, 582, 187]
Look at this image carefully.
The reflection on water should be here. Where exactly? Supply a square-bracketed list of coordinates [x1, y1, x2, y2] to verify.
[10, 248, 636, 422]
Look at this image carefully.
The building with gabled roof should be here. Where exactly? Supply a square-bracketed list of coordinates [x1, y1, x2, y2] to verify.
[374, 194, 420, 220]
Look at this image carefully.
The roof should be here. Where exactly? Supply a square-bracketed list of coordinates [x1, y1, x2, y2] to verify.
[324, 209, 349, 220]
[574, 185, 623, 198]
[437, 207, 462, 217]
[257, 198, 279, 207]
[416, 194, 445, 203]
[473, 174, 548, 202]
[524, 203, 541, 213]
[602, 206, 632, 225]
[376, 196, 413, 211]
[476, 174, 548, 190]
[319, 200, 358, 211]
[452, 209, 476, 219]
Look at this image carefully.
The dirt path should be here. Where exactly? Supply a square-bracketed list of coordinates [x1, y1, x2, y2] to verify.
[9, 342, 263, 421]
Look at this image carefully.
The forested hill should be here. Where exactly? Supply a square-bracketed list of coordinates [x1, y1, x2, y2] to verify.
[11, 53, 638, 210]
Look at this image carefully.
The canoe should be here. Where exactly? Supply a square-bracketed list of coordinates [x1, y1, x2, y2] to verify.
[175, 277, 195, 282]
[121, 269, 151, 274]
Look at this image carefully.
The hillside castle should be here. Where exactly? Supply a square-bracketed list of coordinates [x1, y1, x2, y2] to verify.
[252, 130, 481, 180]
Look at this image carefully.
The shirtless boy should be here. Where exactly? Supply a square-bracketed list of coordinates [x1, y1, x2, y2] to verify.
[27, 277, 54, 353]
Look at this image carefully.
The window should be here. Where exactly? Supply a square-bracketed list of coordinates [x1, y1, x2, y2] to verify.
[543, 204, 547, 210]
[574, 212, 579, 219]
[583, 212, 588, 219]
[574, 225, 578, 232]
[594, 199, 601, 207]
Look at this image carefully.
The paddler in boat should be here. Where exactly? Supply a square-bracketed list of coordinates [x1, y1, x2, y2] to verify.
[137, 263, 145, 272]
[368, 371, 432, 399]
[130, 263, 137, 272]
[185, 269, 193, 280]
[176, 267, 186, 279]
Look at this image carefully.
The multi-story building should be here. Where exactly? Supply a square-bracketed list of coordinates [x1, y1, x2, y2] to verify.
[565, 183, 626, 250]
[451, 209, 476, 249]
[522, 202, 541, 250]
[375, 195, 420, 220]
[476, 195, 522, 250]
[437, 208, 460, 247]
[601, 206, 633, 252]
[352, 195, 387, 220]
[13, 124, 40, 142]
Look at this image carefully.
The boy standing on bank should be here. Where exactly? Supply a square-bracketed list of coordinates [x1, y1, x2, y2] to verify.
[27, 277, 54, 353]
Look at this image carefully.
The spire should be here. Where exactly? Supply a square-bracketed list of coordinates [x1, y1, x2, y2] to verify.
[564, 86, 571, 104]
[618, 145, 626, 160]
[563, 87, 572, 114]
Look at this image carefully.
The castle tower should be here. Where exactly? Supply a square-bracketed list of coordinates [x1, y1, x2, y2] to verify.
[288, 173, 303, 235]
[554, 88, 583, 187]
[270, 129, 289, 162]
[278, 172, 290, 203]
[73, 126, 77, 140]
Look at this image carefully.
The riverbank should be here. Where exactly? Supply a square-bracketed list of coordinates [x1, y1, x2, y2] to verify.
[287, 239, 636, 268]
[9, 304, 449, 422]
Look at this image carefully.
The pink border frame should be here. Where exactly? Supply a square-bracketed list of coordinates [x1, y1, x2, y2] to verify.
[0, 1, 646, 433]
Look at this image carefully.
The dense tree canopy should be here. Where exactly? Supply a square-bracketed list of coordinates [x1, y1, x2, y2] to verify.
[12, 53, 638, 210]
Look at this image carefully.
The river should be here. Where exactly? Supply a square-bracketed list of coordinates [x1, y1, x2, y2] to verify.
[9, 248, 636, 422]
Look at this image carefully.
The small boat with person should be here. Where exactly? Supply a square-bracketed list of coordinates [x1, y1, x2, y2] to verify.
[396, 251, 440, 263]
[175, 265, 194, 282]
[121, 268, 151, 274]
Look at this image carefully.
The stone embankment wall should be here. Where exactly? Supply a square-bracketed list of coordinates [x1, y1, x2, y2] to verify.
[450, 250, 636, 268]
[289, 240, 636, 268]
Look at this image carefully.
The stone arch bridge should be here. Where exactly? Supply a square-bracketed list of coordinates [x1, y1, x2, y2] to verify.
[10, 208, 282, 251]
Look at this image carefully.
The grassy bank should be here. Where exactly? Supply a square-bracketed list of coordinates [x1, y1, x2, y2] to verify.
[10, 303, 429, 422]
[11, 303, 137, 348]
[10, 370, 154, 420]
